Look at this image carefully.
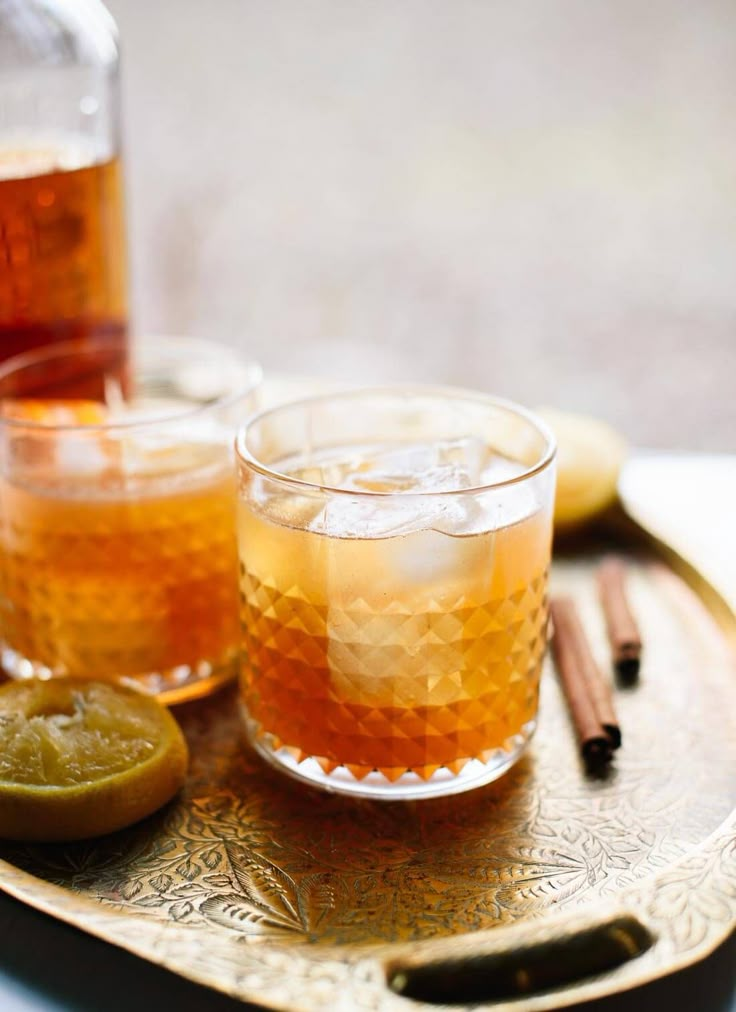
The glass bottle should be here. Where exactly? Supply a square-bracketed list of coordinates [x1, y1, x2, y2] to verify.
[0, 0, 127, 381]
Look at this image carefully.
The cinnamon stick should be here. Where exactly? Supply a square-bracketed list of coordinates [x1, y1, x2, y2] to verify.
[549, 597, 615, 767]
[597, 556, 642, 683]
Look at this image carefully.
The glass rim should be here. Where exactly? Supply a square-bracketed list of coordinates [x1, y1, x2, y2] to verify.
[0, 336, 262, 433]
[236, 384, 557, 498]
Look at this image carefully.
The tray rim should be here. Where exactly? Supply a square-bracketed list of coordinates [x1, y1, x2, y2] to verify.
[0, 795, 733, 1012]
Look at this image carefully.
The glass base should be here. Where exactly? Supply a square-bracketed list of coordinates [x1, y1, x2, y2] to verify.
[0, 645, 238, 705]
[241, 705, 536, 800]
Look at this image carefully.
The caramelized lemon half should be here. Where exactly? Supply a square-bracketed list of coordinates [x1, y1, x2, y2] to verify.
[0, 679, 188, 841]
[539, 408, 627, 530]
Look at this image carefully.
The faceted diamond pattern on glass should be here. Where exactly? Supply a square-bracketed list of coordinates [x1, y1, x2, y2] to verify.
[240, 569, 548, 782]
[0, 469, 240, 681]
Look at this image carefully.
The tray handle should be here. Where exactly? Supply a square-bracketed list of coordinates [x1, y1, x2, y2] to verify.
[385, 914, 653, 1005]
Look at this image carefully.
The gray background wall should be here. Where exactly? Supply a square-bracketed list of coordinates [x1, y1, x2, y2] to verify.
[108, 0, 736, 449]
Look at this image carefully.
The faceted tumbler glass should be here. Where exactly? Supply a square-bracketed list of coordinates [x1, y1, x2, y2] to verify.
[0, 336, 261, 703]
[236, 387, 556, 800]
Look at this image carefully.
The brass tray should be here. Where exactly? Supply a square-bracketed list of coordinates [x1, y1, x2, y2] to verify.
[0, 503, 734, 1011]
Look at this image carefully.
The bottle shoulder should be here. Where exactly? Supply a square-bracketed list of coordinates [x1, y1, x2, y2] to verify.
[0, 0, 119, 70]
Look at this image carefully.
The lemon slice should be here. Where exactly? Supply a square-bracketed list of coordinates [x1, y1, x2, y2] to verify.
[539, 408, 627, 530]
[0, 679, 188, 841]
[0, 399, 109, 425]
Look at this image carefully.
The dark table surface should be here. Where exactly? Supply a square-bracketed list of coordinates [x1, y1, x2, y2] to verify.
[0, 890, 732, 1012]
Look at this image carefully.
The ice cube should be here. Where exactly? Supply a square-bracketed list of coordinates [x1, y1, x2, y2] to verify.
[429, 495, 497, 536]
[310, 495, 432, 539]
[286, 440, 541, 540]
[436, 436, 490, 486]
[387, 526, 492, 588]
[54, 432, 113, 476]
[479, 455, 528, 485]
[340, 443, 440, 493]
[305, 439, 506, 539]
[254, 485, 327, 531]
[348, 464, 473, 494]
[342, 442, 480, 494]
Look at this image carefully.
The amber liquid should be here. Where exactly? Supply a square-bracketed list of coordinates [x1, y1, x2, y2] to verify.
[0, 447, 240, 703]
[0, 143, 127, 380]
[239, 455, 552, 784]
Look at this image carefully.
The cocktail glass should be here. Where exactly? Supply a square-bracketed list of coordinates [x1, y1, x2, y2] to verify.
[0, 337, 261, 703]
[236, 387, 556, 799]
